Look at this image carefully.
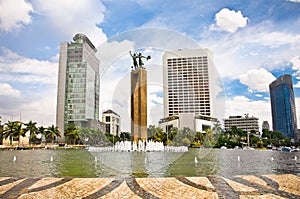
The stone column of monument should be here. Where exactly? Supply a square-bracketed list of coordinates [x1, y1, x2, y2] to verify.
[131, 67, 147, 143]
[130, 51, 151, 143]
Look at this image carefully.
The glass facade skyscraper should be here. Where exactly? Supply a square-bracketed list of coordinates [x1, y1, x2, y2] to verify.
[269, 74, 298, 141]
[56, 34, 100, 138]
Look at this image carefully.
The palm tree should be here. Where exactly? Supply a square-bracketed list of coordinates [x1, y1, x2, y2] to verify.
[79, 128, 91, 145]
[3, 121, 24, 146]
[203, 129, 216, 148]
[213, 120, 222, 134]
[46, 125, 61, 144]
[0, 123, 3, 145]
[65, 126, 80, 144]
[69, 129, 81, 144]
[24, 120, 38, 144]
[168, 127, 178, 145]
[13, 122, 24, 146]
[3, 121, 15, 145]
[37, 126, 47, 144]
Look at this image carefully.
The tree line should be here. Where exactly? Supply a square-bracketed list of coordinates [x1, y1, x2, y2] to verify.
[0, 120, 131, 146]
[0, 120, 60, 146]
[147, 123, 299, 148]
[1, 119, 298, 148]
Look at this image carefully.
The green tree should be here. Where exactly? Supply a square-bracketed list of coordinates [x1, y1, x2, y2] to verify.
[79, 128, 91, 144]
[46, 125, 61, 144]
[147, 125, 157, 139]
[153, 127, 166, 144]
[213, 120, 222, 134]
[3, 121, 15, 145]
[194, 131, 205, 143]
[0, 122, 3, 145]
[120, 132, 131, 141]
[3, 121, 24, 146]
[181, 137, 191, 146]
[64, 126, 80, 144]
[23, 120, 38, 144]
[38, 126, 47, 144]
[13, 122, 24, 146]
[167, 127, 178, 144]
[203, 129, 216, 148]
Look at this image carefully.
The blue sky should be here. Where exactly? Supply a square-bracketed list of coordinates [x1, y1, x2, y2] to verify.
[0, 0, 300, 132]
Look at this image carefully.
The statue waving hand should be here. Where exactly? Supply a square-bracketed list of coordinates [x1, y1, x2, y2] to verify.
[129, 51, 138, 69]
[130, 51, 151, 69]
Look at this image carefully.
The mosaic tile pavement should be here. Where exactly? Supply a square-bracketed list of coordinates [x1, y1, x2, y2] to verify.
[0, 174, 299, 199]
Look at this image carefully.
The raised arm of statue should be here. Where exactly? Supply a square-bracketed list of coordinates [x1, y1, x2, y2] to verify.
[129, 51, 138, 69]
[137, 53, 151, 68]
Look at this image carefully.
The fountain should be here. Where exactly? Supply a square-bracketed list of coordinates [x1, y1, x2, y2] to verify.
[88, 140, 188, 152]
[88, 140, 188, 177]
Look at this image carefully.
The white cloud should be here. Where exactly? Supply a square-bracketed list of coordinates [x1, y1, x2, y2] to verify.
[0, 0, 33, 32]
[245, 29, 300, 48]
[290, 56, 300, 72]
[201, 21, 300, 80]
[148, 84, 164, 126]
[0, 48, 58, 84]
[0, 48, 58, 127]
[287, 0, 300, 2]
[0, 83, 20, 97]
[96, 40, 135, 76]
[210, 8, 249, 33]
[19, 90, 57, 126]
[0, 88, 56, 127]
[32, 0, 107, 46]
[239, 68, 276, 92]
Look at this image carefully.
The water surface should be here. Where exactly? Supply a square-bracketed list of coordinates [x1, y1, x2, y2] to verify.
[0, 148, 299, 177]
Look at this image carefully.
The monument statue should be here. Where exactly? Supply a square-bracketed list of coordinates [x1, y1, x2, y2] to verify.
[130, 51, 151, 69]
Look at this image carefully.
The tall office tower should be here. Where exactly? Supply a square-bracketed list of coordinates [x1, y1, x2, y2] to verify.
[131, 68, 147, 143]
[269, 74, 298, 142]
[56, 34, 100, 139]
[163, 49, 216, 118]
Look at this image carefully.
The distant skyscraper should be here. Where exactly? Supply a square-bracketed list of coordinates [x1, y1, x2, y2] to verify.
[269, 74, 298, 141]
[262, 121, 270, 131]
[163, 49, 216, 117]
[56, 34, 100, 138]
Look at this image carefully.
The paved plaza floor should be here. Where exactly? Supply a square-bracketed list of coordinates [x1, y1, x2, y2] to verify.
[0, 174, 299, 198]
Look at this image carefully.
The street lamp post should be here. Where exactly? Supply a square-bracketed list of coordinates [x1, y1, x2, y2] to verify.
[245, 113, 250, 147]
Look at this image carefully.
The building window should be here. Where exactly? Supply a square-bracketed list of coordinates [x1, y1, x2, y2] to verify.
[106, 116, 110, 122]
[105, 124, 110, 134]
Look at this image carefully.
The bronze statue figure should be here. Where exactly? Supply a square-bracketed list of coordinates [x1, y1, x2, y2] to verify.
[130, 51, 151, 69]
[129, 51, 138, 69]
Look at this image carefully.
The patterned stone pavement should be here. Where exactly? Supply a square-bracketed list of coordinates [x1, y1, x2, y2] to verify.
[0, 174, 299, 199]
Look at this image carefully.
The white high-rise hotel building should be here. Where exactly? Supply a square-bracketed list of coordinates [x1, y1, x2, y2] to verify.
[163, 49, 217, 118]
[159, 49, 217, 132]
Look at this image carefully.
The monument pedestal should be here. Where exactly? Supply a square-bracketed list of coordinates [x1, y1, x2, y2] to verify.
[131, 68, 147, 143]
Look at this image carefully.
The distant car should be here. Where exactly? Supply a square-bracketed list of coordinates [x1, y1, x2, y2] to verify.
[281, 147, 292, 152]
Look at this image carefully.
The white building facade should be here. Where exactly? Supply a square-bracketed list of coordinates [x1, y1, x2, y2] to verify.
[159, 113, 216, 133]
[160, 49, 218, 133]
[224, 115, 259, 133]
[163, 49, 217, 118]
[102, 110, 121, 136]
